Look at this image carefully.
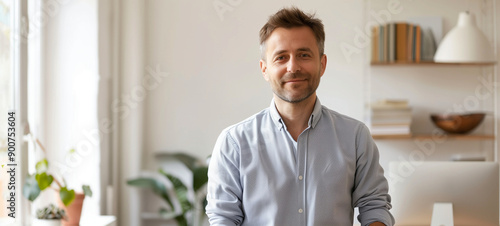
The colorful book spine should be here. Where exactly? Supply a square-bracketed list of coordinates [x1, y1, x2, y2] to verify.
[371, 23, 425, 63]
[389, 23, 396, 62]
[415, 25, 422, 62]
[379, 25, 384, 62]
[372, 26, 379, 63]
[395, 23, 408, 62]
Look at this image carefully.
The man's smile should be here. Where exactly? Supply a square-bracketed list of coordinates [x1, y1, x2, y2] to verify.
[284, 79, 307, 84]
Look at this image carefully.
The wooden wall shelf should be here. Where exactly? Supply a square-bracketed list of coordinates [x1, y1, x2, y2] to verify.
[370, 61, 497, 66]
[373, 134, 495, 140]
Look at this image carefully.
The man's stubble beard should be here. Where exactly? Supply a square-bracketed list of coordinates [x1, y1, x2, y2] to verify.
[274, 71, 320, 104]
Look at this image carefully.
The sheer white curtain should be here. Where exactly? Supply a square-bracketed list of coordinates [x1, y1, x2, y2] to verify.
[28, 0, 101, 219]
[98, 0, 145, 225]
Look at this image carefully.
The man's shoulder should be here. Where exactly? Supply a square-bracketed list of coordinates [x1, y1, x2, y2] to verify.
[213, 108, 271, 155]
[222, 107, 271, 135]
[321, 105, 366, 128]
[320, 105, 372, 142]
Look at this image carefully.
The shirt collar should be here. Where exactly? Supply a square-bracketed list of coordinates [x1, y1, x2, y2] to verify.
[269, 97, 323, 130]
[310, 98, 323, 128]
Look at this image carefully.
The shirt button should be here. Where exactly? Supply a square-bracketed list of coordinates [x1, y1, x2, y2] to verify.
[298, 208, 303, 213]
[298, 175, 303, 180]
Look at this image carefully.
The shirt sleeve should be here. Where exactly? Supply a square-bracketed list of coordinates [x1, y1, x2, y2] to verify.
[352, 124, 395, 226]
[206, 130, 244, 226]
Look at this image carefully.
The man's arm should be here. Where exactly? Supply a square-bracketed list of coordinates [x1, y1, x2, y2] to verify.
[352, 124, 395, 226]
[206, 131, 244, 225]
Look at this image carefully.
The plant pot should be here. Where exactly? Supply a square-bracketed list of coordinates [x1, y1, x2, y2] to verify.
[32, 218, 62, 226]
[58, 193, 85, 226]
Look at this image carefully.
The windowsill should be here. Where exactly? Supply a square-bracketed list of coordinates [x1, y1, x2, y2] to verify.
[0, 216, 116, 226]
[80, 215, 116, 226]
[0, 218, 15, 225]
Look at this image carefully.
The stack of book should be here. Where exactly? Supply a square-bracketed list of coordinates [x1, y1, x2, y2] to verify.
[371, 22, 437, 63]
[370, 100, 412, 137]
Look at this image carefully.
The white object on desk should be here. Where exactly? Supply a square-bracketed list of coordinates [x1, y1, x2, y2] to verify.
[431, 203, 454, 226]
[79, 216, 116, 226]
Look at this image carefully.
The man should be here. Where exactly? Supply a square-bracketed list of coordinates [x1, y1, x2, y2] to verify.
[206, 7, 394, 226]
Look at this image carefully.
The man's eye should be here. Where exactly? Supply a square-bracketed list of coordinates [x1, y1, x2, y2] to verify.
[300, 53, 311, 58]
[276, 56, 285, 61]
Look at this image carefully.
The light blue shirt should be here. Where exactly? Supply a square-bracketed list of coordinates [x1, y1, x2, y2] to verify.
[206, 98, 394, 226]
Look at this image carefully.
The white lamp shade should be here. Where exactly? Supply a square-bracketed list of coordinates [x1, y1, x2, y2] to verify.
[434, 12, 496, 63]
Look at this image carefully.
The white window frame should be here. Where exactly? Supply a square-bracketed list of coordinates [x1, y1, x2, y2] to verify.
[12, 0, 29, 224]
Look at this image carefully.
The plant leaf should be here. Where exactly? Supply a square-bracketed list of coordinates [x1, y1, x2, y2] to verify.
[35, 173, 53, 191]
[127, 177, 174, 210]
[158, 208, 177, 219]
[36, 204, 66, 219]
[174, 214, 188, 226]
[82, 185, 92, 197]
[164, 153, 198, 171]
[193, 166, 208, 192]
[35, 159, 49, 173]
[160, 169, 192, 213]
[23, 174, 41, 201]
[202, 196, 208, 212]
[60, 187, 76, 206]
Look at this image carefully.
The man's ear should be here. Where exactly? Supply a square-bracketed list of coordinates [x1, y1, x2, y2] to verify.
[320, 54, 327, 77]
[260, 59, 269, 81]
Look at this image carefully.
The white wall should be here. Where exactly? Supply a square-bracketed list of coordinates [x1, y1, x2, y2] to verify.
[143, 0, 367, 162]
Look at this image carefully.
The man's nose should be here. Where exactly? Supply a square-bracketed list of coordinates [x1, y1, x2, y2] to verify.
[287, 56, 301, 73]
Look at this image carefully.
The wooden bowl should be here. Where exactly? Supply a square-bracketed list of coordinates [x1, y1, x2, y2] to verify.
[430, 113, 485, 134]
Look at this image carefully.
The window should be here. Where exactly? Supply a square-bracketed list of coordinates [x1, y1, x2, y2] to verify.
[0, 0, 14, 222]
[1, 0, 29, 224]
[0, 0, 27, 224]
[1, 1, 102, 224]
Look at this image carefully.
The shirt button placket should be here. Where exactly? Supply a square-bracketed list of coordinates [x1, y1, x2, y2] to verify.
[296, 131, 308, 225]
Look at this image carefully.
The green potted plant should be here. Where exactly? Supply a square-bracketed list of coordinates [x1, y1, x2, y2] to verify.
[32, 204, 67, 226]
[127, 153, 209, 226]
[22, 136, 92, 226]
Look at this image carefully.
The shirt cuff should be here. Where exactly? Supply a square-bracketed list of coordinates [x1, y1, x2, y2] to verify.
[358, 208, 395, 226]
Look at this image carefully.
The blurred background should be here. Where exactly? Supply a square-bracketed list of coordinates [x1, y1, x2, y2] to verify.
[0, 0, 499, 225]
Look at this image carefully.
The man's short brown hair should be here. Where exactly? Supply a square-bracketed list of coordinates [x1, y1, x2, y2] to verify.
[259, 7, 325, 60]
